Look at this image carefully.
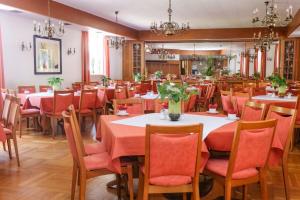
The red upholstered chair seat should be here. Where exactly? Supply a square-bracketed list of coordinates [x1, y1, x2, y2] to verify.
[84, 142, 106, 155]
[206, 159, 258, 179]
[83, 152, 115, 171]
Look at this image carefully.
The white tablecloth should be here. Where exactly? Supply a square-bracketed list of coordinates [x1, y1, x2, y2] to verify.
[141, 94, 159, 100]
[112, 113, 232, 139]
[252, 95, 297, 102]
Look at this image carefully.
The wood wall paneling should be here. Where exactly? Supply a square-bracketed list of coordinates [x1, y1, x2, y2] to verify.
[287, 9, 300, 37]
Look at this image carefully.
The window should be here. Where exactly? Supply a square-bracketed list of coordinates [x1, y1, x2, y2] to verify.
[89, 31, 105, 75]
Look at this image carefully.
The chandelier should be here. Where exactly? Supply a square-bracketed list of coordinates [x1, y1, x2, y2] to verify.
[252, 0, 293, 51]
[33, 0, 65, 38]
[109, 11, 125, 50]
[150, 0, 190, 36]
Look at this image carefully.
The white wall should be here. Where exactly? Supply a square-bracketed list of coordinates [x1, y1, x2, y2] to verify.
[109, 47, 123, 80]
[0, 11, 82, 89]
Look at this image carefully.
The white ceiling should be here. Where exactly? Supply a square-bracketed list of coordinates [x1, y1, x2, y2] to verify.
[54, 0, 300, 30]
[147, 42, 250, 51]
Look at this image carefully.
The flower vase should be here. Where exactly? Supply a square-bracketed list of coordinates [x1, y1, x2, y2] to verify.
[168, 100, 181, 121]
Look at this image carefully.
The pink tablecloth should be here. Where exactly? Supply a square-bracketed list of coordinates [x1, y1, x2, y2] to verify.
[96, 114, 211, 173]
[0, 126, 6, 142]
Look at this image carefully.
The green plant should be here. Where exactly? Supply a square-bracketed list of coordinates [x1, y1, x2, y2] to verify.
[203, 66, 213, 76]
[253, 72, 260, 80]
[101, 75, 111, 86]
[221, 69, 230, 76]
[48, 77, 63, 89]
[133, 72, 142, 82]
[158, 82, 197, 103]
[154, 70, 163, 79]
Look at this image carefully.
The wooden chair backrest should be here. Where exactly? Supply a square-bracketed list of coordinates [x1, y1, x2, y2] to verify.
[79, 89, 98, 111]
[53, 90, 74, 114]
[39, 85, 52, 92]
[241, 101, 267, 120]
[18, 85, 36, 94]
[113, 98, 144, 114]
[144, 124, 203, 185]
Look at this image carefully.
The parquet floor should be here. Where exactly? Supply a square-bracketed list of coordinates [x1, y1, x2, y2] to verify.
[0, 123, 300, 200]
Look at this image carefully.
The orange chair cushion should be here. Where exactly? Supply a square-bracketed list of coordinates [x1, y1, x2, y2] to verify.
[206, 159, 258, 179]
[83, 152, 115, 172]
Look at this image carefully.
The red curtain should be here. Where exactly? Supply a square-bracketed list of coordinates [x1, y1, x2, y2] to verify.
[81, 31, 90, 83]
[103, 36, 110, 77]
[0, 26, 5, 88]
[261, 50, 267, 79]
[245, 55, 250, 77]
[274, 44, 279, 74]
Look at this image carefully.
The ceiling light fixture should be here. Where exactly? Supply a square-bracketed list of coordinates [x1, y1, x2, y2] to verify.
[252, 0, 293, 51]
[109, 11, 125, 50]
[150, 0, 190, 36]
[33, 0, 65, 38]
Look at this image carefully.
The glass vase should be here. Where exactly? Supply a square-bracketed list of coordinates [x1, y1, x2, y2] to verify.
[168, 100, 181, 121]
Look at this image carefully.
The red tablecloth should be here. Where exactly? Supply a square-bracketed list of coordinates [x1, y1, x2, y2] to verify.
[0, 125, 6, 142]
[252, 99, 296, 110]
[96, 114, 211, 173]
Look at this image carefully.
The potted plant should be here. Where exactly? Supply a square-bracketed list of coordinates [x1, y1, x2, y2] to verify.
[202, 57, 214, 80]
[133, 72, 142, 83]
[154, 70, 163, 79]
[101, 75, 111, 87]
[253, 72, 260, 80]
[274, 76, 287, 97]
[48, 77, 63, 91]
[158, 82, 197, 121]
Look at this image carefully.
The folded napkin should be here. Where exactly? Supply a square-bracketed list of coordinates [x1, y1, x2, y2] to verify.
[208, 103, 218, 109]
[118, 104, 127, 111]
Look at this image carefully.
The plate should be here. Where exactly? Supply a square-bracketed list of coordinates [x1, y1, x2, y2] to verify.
[226, 117, 240, 121]
[116, 112, 129, 116]
[206, 111, 219, 114]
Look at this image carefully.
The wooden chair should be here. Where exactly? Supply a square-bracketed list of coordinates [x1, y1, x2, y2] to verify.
[154, 99, 168, 113]
[127, 86, 138, 98]
[220, 90, 233, 114]
[240, 101, 267, 121]
[3, 96, 21, 166]
[72, 82, 83, 92]
[1, 94, 12, 127]
[265, 106, 297, 200]
[77, 89, 97, 131]
[138, 124, 203, 200]
[140, 81, 152, 94]
[44, 90, 74, 138]
[231, 92, 251, 116]
[113, 98, 144, 115]
[62, 105, 134, 200]
[205, 119, 277, 200]
[39, 85, 52, 92]
[18, 85, 36, 93]
[197, 84, 216, 111]
[114, 87, 127, 99]
[19, 106, 40, 138]
[292, 95, 300, 151]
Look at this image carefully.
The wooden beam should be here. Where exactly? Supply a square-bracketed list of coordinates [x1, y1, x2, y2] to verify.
[138, 27, 287, 41]
[0, 0, 138, 39]
[287, 9, 300, 37]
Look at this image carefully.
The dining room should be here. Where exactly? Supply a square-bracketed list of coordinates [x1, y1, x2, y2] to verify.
[0, 0, 300, 200]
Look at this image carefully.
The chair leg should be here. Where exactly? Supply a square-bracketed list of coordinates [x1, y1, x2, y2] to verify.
[243, 185, 247, 200]
[26, 118, 29, 128]
[259, 171, 269, 200]
[192, 178, 200, 200]
[116, 174, 122, 200]
[282, 163, 290, 200]
[7, 139, 12, 159]
[183, 193, 187, 200]
[79, 174, 86, 200]
[126, 164, 134, 200]
[50, 117, 56, 139]
[71, 161, 78, 200]
[78, 114, 82, 132]
[19, 116, 22, 138]
[137, 169, 144, 200]
[2, 142, 6, 151]
[12, 135, 20, 166]
[93, 111, 97, 132]
[224, 182, 232, 200]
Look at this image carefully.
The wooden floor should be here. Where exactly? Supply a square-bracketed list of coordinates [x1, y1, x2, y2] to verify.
[0, 122, 300, 200]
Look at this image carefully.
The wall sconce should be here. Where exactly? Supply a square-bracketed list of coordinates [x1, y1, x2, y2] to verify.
[267, 57, 272, 62]
[67, 48, 76, 55]
[20, 41, 32, 52]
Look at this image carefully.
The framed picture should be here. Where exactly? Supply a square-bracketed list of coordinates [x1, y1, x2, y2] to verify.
[33, 35, 62, 74]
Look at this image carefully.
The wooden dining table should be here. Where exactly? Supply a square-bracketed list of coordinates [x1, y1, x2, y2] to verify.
[96, 112, 236, 173]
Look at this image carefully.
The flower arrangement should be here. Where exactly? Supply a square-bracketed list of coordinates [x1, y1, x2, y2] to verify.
[158, 82, 197, 121]
[48, 77, 63, 90]
[133, 72, 142, 82]
[101, 75, 111, 87]
[154, 70, 163, 79]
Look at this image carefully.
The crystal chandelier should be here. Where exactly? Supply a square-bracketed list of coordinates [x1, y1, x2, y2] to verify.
[109, 11, 125, 50]
[150, 0, 190, 36]
[252, 0, 293, 51]
[33, 0, 65, 38]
